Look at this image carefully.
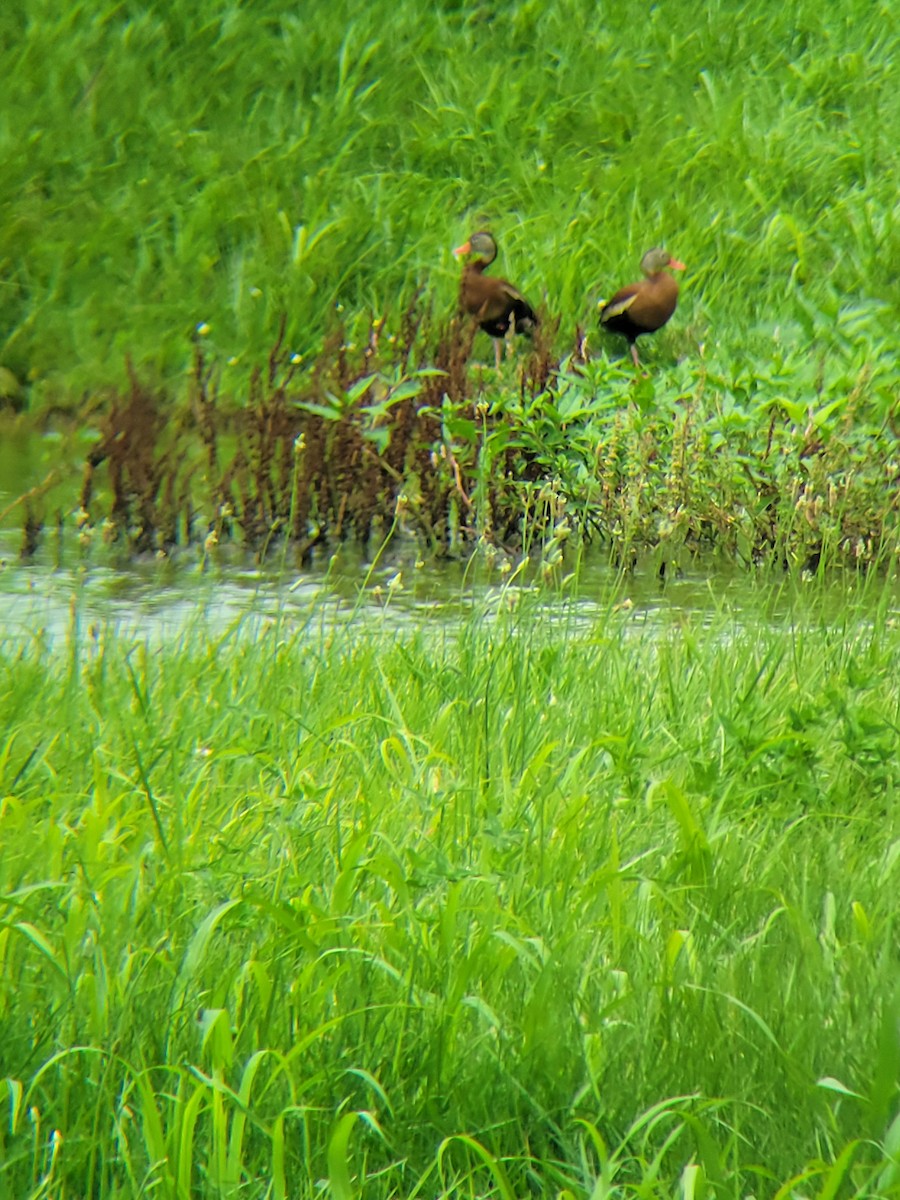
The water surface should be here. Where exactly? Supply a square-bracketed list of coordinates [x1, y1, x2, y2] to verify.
[2, 423, 895, 647]
[3, 530, 893, 652]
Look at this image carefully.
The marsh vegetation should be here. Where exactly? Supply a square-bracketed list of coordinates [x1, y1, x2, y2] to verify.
[1, 1, 899, 1197]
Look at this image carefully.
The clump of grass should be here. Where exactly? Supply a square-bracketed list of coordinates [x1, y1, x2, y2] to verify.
[1, 583, 899, 1195]
[66, 309, 558, 562]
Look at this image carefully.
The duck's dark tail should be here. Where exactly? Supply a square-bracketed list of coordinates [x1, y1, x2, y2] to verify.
[511, 297, 538, 337]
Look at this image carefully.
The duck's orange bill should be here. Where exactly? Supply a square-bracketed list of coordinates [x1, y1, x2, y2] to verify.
[668, 258, 686, 270]
[453, 241, 472, 257]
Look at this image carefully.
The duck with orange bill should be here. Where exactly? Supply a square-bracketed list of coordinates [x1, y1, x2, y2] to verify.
[453, 231, 538, 368]
[599, 248, 685, 368]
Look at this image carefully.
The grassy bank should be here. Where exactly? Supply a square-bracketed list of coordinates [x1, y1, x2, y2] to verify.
[3, 0, 899, 568]
[1, 0, 898, 406]
[2, 586, 900, 1196]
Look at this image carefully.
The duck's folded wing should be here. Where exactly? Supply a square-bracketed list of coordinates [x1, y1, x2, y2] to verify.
[498, 280, 527, 305]
[600, 291, 638, 323]
[500, 282, 538, 330]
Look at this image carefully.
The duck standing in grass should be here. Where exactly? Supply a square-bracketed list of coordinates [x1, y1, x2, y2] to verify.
[599, 247, 685, 368]
[453, 231, 538, 368]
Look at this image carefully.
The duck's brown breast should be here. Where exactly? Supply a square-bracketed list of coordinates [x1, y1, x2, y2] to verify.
[460, 266, 507, 323]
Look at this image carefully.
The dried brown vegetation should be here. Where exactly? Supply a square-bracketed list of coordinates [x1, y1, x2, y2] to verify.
[71, 306, 559, 562]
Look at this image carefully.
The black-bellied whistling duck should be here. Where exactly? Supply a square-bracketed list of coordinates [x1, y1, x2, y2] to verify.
[599, 248, 686, 368]
[453, 231, 538, 368]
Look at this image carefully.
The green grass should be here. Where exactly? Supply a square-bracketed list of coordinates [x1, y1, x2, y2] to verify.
[2, 582, 900, 1196]
[3, 11, 900, 1197]
[1, 0, 898, 406]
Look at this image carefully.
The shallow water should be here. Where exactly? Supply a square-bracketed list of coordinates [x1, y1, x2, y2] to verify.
[2, 423, 896, 646]
[2, 527, 895, 652]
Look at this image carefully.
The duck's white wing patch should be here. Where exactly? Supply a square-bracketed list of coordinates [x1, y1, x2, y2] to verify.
[601, 294, 638, 322]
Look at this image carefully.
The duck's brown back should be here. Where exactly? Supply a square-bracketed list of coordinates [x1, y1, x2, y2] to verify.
[460, 264, 537, 338]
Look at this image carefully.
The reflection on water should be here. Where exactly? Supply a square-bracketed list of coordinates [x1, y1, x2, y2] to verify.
[2, 525, 895, 650]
